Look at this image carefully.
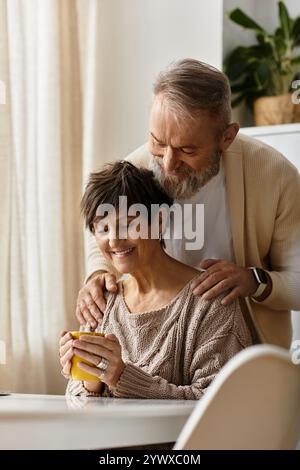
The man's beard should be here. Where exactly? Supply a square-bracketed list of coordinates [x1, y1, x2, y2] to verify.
[149, 151, 222, 200]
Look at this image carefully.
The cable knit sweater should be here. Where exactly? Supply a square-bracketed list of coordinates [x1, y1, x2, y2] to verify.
[66, 279, 252, 400]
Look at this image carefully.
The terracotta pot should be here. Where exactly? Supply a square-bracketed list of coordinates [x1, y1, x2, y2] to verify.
[254, 93, 300, 126]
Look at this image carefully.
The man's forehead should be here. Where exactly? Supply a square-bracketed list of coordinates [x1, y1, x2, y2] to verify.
[149, 119, 205, 147]
[149, 97, 214, 144]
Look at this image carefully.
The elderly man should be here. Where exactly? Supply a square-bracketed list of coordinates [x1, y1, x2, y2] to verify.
[76, 58, 300, 348]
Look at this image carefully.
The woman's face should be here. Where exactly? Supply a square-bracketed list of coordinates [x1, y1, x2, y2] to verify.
[93, 211, 161, 274]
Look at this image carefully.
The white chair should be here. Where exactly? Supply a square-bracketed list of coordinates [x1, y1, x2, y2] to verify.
[174, 345, 300, 450]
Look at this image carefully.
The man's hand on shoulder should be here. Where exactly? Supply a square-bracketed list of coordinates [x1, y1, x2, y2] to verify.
[76, 271, 118, 328]
[191, 259, 260, 305]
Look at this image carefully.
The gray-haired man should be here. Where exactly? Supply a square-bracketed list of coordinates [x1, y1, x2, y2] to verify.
[76, 59, 300, 348]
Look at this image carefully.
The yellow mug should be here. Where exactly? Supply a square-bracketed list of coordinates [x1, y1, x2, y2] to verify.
[70, 331, 104, 382]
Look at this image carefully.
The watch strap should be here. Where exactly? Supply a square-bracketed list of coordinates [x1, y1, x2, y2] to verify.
[252, 282, 267, 297]
[249, 267, 268, 298]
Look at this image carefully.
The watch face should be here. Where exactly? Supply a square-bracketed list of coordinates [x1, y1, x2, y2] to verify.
[256, 268, 267, 284]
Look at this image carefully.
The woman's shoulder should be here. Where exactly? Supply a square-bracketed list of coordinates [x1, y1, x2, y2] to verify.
[190, 293, 252, 346]
[190, 291, 240, 324]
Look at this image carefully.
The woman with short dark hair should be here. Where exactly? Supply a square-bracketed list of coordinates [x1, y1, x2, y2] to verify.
[59, 161, 252, 399]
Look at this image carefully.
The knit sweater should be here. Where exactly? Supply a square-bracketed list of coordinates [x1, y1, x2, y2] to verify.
[66, 279, 252, 400]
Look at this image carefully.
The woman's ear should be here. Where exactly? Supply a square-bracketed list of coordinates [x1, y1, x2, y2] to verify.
[150, 207, 168, 241]
[158, 210, 163, 235]
[158, 207, 169, 235]
[158, 211, 167, 248]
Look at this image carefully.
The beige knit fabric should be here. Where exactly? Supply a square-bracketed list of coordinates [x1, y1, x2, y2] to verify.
[66, 279, 252, 399]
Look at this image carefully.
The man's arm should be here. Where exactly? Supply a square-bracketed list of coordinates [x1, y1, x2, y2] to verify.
[257, 163, 300, 311]
[193, 163, 300, 311]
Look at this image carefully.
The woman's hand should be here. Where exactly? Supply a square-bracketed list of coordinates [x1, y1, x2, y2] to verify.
[73, 333, 125, 389]
[59, 331, 74, 377]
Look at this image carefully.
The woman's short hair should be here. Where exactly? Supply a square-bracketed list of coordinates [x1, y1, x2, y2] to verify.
[81, 160, 173, 232]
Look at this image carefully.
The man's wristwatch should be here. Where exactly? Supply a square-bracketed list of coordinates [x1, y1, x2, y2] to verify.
[249, 267, 268, 298]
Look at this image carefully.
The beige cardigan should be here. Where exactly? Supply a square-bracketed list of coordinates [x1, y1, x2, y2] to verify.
[86, 133, 300, 348]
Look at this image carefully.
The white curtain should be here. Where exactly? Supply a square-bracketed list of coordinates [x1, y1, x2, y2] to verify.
[0, 0, 100, 394]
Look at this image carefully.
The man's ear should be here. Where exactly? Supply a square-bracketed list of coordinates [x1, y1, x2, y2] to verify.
[220, 122, 240, 152]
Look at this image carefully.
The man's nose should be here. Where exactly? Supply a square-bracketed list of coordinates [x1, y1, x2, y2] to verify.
[163, 146, 179, 173]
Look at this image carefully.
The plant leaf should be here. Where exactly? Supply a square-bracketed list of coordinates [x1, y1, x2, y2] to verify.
[225, 3, 300, 109]
[274, 27, 287, 56]
[231, 93, 248, 108]
[224, 45, 273, 77]
[292, 17, 300, 46]
[230, 82, 249, 94]
[278, 1, 292, 39]
[227, 8, 265, 33]
[224, 48, 259, 81]
[255, 62, 272, 89]
[256, 32, 268, 44]
[231, 89, 263, 109]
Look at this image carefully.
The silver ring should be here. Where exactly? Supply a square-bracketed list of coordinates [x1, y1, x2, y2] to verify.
[96, 357, 109, 371]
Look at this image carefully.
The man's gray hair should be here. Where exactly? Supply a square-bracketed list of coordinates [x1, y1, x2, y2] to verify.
[153, 58, 231, 129]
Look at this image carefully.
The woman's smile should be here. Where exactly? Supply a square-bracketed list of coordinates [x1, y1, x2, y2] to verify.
[110, 247, 136, 259]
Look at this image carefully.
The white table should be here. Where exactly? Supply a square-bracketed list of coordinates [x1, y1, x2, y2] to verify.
[0, 394, 196, 450]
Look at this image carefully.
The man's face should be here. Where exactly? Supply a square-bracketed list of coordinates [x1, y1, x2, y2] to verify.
[148, 95, 223, 200]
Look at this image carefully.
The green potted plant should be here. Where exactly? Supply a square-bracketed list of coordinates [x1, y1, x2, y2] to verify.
[224, 1, 300, 125]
